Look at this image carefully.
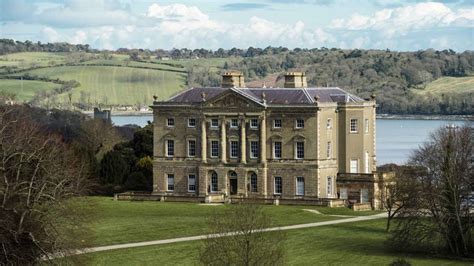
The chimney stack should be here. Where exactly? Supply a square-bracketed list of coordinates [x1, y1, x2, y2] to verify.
[284, 72, 307, 88]
[222, 71, 245, 88]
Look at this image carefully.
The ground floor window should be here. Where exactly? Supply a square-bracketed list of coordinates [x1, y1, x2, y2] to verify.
[296, 177, 304, 196]
[188, 174, 196, 192]
[210, 172, 218, 192]
[327, 176, 333, 197]
[274, 176, 282, 194]
[250, 173, 258, 192]
[167, 174, 174, 191]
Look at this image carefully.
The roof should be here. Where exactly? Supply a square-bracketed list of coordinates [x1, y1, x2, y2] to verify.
[164, 87, 365, 106]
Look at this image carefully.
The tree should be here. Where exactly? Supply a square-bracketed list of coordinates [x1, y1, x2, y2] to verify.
[0, 106, 93, 264]
[389, 124, 473, 257]
[200, 203, 286, 266]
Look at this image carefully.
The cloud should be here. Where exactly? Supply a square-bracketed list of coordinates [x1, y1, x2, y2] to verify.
[42, 27, 60, 42]
[221, 3, 270, 11]
[330, 2, 473, 37]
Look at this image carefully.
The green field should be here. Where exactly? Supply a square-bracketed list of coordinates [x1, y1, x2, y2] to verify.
[66, 201, 469, 266]
[19, 65, 186, 105]
[0, 52, 67, 69]
[414, 76, 474, 95]
[75, 197, 346, 247]
[0, 79, 59, 101]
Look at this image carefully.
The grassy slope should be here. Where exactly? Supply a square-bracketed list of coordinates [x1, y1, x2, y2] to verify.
[413, 76, 474, 95]
[0, 52, 67, 68]
[78, 197, 344, 247]
[0, 79, 59, 101]
[20, 65, 186, 105]
[71, 219, 470, 266]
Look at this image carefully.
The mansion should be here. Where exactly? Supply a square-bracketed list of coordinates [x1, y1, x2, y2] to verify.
[151, 71, 378, 205]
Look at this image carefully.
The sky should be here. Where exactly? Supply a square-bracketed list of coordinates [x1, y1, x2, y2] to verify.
[1, 0, 473, 51]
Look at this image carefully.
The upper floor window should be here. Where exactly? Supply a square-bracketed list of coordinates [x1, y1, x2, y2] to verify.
[364, 119, 369, 133]
[274, 176, 282, 195]
[273, 141, 282, 159]
[167, 118, 175, 127]
[230, 140, 239, 158]
[167, 174, 174, 191]
[230, 119, 239, 128]
[250, 141, 259, 159]
[166, 139, 174, 157]
[350, 159, 358, 173]
[188, 118, 196, 127]
[188, 140, 196, 157]
[250, 118, 259, 129]
[296, 177, 304, 196]
[211, 118, 219, 128]
[188, 174, 196, 192]
[210, 140, 219, 158]
[250, 173, 258, 192]
[327, 118, 332, 129]
[327, 141, 332, 159]
[296, 141, 304, 159]
[273, 119, 282, 128]
[296, 119, 304, 129]
[350, 119, 358, 133]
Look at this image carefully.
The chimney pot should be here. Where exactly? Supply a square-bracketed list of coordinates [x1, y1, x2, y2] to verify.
[221, 71, 245, 88]
[284, 71, 307, 88]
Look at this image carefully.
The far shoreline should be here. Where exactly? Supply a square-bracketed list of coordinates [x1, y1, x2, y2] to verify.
[83, 111, 472, 121]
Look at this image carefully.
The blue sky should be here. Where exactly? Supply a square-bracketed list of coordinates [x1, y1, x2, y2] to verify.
[1, 0, 473, 51]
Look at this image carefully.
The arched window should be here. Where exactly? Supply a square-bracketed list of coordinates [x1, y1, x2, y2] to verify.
[211, 172, 218, 192]
[229, 171, 237, 179]
[250, 173, 257, 192]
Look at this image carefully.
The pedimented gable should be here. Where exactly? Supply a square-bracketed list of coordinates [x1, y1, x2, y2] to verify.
[205, 89, 264, 109]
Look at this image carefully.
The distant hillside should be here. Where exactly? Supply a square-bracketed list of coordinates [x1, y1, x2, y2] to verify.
[413, 77, 474, 95]
[0, 39, 472, 115]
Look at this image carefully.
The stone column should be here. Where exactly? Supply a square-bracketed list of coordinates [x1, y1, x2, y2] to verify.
[201, 117, 207, 163]
[240, 116, 246, 164]
[260, 112, 267, 196]
[260, 112, 266, 163]
[220, 116, 227, 163]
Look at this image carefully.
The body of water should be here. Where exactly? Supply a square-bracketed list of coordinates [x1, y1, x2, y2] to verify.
[111, 115, 466, 165]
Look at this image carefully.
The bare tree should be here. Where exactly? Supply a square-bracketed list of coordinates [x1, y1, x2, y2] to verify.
[389, 124, 473, 257]
[0, 106, 93, 264]
[200, 203, 286, 266]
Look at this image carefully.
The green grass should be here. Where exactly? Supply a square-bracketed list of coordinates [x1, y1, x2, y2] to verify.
[413, 76, 474, 95]
[19, 65, 186, 105]
[311, 206, 383, 216]
[0, 78, 59, 101]
[70, 219, 471, 266]
[77, 197, 344, 247]
[0, 52, 67, 68]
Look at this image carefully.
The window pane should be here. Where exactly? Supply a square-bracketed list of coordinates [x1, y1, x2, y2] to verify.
[167, 118, 175, 127]
[167, 174, 174, 191]
[250, 118, 258, 128]
[250, 141, 259, 158]
[188, 174, 196, 192]
[350, 119, 358, 133]
[296, 119, 304, 128]
[274, 176, 282, 194]
[274, 119, 281, 128]
[231, 119, 238, 128]
[327, 118, 332, 129]
[327, 176, 332, 196]
[211, 172, 218, 192]
[211, 141, 219, 157]
[167, 140, 174, 156]
[188, 140, 196, 157]
[350, 159, 358, 173]
[364, 119, 369, 133]
[188, 118, 196, 127]
[274, 141, 282, 159]
[327, 141, 332, 158]
[230, 141, 239, 158]
[296, 177, 304, 195]
[296, 142, 304, 159]
[211, 119, 219, 127]
[250, 174, 257, 192]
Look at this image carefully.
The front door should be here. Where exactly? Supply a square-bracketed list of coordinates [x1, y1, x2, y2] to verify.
[229, 179, 238, 195]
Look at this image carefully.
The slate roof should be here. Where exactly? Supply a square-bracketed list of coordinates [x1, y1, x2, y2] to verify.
[166, 87, 365, 105]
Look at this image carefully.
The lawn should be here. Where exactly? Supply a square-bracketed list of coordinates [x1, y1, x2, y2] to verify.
[413, 76, 474, 95]
[75, 197, 345, 247]
[69, 219, 471, 266]
[19, 65, 187, 105]
[0, 78, 59, 101]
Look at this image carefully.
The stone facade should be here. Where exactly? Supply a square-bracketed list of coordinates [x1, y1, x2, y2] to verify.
[151, 72, 377, 205]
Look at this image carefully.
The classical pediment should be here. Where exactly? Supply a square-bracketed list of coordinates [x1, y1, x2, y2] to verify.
[205, 89, 264, 109]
